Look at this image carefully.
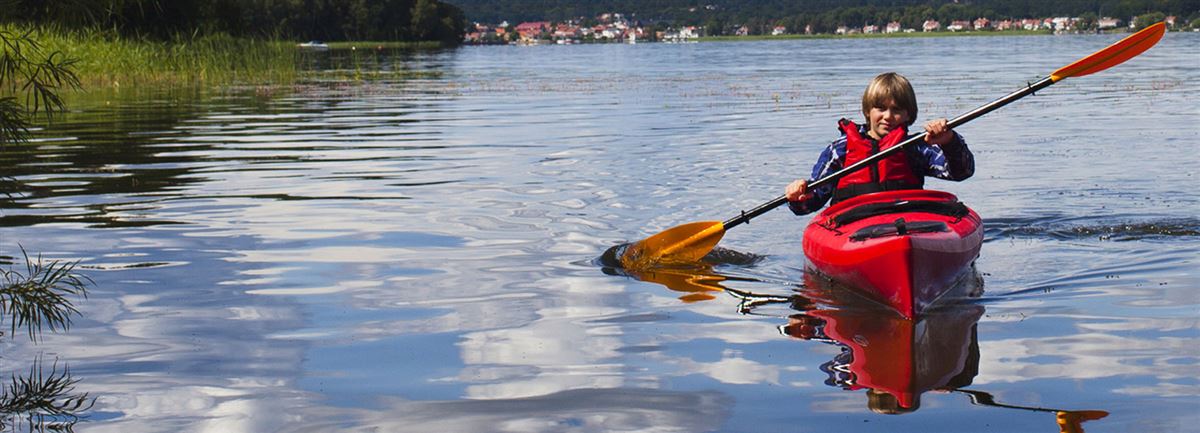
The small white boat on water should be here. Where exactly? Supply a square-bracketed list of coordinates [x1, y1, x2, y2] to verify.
[297, 40, 330, 50]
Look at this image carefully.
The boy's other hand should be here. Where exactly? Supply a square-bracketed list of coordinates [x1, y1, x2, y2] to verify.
[924, 118, 954, 146]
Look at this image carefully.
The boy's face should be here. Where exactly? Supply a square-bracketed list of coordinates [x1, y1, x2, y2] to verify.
[866, 99, 911, 140]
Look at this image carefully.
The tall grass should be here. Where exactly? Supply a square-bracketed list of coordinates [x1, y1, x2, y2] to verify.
[5, 24, 299, 89]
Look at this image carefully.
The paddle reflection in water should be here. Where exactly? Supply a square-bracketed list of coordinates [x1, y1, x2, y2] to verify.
[954, 390, 1109, 433]
[599, 243, 764, 303]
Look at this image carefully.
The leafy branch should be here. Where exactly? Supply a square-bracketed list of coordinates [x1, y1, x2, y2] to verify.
[0, 27, 80, 148]
[0, 248, 90, 341]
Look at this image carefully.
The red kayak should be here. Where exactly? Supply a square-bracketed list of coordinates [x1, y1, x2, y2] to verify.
[802, 190, 983, 319]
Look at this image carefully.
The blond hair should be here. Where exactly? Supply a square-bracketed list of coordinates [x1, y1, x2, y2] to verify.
[866, 389, 919, 414]
[861, 72, 918, 126]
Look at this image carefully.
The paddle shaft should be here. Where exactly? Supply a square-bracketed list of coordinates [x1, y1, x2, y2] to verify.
[722, 76, 1055, 229]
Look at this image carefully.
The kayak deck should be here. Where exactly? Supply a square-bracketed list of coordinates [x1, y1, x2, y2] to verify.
[802, 190, 983, 318]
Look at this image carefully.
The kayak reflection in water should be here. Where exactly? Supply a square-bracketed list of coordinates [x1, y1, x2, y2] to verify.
[777, 299, 984, 413]
[733, 280, 1108, 431]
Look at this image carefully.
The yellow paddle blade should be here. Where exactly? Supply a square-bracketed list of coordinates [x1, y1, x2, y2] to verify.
[620, 221, 726, 268]
[1051, 22, 1165, 82]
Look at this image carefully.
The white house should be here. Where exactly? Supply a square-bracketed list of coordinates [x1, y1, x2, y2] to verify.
[947, 20, 970, 31]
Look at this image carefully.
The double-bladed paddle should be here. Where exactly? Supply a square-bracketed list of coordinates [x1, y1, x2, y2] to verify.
[619, 22, 1166, 269]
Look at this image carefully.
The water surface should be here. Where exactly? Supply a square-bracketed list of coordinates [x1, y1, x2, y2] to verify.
[1, 33, 1198, 432]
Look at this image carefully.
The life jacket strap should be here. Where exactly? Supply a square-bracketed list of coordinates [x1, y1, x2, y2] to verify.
[832, 181, 923, 203]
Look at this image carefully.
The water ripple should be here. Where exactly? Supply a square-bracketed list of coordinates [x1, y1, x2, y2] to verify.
[984, 217, 1200, 241]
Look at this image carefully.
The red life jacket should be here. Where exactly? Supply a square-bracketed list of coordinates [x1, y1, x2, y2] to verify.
[833, 118, 923, 203]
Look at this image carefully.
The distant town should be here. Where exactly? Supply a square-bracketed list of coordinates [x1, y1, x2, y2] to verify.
[465, 12, 1186, 45]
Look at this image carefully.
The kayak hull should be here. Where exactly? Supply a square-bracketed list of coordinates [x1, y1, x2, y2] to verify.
[802, 190, 983, 319]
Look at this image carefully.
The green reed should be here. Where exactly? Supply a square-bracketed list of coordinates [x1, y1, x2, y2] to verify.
[4, 24, 299, 89]
[0, 249, 90, 341]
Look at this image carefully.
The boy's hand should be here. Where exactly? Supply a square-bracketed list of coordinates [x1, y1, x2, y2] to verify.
[924, 118, 954, 146]
[786, 179, 810, 202]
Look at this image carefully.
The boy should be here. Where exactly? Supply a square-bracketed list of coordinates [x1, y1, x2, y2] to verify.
[785, 72, 974, 215]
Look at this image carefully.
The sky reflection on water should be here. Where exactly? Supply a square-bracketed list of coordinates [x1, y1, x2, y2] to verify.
[0, 33, 1197, 432]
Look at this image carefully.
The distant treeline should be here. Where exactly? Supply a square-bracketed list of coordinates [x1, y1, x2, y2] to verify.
[446, 0, 1199, 30]
[3, 0, 467, 43]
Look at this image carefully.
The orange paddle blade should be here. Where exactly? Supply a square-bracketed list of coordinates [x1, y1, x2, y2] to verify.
[632, 267, 728, 302]
[1051, 22, 1165, 82]
[1056, 410, 1109, 433]
[620, 221, 726, 268]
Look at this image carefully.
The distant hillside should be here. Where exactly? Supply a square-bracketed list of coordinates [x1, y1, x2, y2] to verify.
[445, 0, 1199, 25]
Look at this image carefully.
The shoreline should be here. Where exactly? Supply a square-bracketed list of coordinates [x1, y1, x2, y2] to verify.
[698, 29, 1132, 42]
[325, 41, 447, 50]
[14, 23, 1160, 91]
[464, 28, 1155, 46]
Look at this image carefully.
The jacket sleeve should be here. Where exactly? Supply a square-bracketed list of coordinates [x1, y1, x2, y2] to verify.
[788, 139, 843, 215]
[919, 132, 974, 181]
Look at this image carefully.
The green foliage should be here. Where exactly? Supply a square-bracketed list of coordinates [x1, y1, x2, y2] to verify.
[9, 25, 300, 88]
[1134, 12, 1168, 29]
[0, 27, 89, 343]
[0, 249, 90, 341]
[0, 0, 468, 43]
[0, 28, 79, 147]
[413, 0, 441, 40]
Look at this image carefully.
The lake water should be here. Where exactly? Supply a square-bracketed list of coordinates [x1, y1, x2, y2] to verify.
[1, 33, 1197, 432]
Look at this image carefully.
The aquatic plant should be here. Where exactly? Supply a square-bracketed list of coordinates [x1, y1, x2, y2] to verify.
[0, 358, 92, 433]
[0, 249, 90, 341]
